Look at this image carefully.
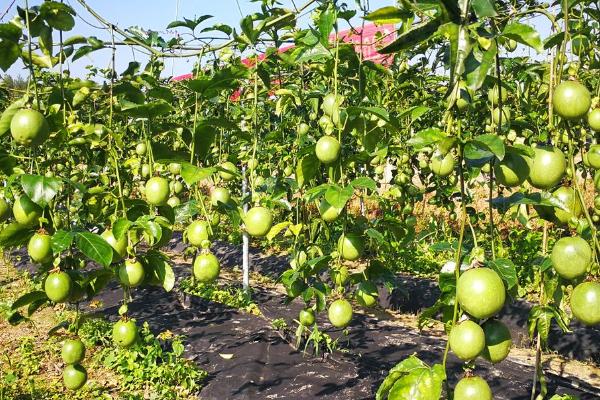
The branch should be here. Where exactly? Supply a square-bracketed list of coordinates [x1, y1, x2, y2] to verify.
[76, 0, 318, 58]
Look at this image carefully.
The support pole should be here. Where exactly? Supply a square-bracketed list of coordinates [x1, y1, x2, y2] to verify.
[242, 166, 250, 291]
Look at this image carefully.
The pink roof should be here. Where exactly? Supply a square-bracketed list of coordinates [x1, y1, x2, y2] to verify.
[172, 23, 396, 81]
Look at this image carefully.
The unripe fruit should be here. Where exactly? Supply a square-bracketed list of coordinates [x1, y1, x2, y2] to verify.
[449, 320, 485, 361]
[62, 339, 86, 365]
[193, 252, 220, 283]
[328, 298, 353, 328]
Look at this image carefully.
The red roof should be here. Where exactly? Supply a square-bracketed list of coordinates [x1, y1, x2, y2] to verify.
[172, 23, 396, 82]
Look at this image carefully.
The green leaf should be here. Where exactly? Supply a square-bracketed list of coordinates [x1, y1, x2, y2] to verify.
[40, 1, 75, 31]
[0, 223, 32, 247]
[267, 221, 291, 241]
[0, 98, 26, 135]
[119, 99, 174, 119]
[296, 154, 320, 187]
[466, 40, 497, 90]
[379, 18, 442, 54]
[502, 22, 543, 53]
[22, 51, 56, 69]
[528, 305, 554, 343]
[75, 232, 113, 268]
[471, 0, 497, 18]
[471, 134, 505, 160]
[21, 175, 62, 208]
[0, 40, 21, 71]
[39, 25, 53, 56]
[136, 218, 162, 245]
[0, 23, 21, 41]
[491, 192, 568, 211]
[186, 66, 249, 98]
[364, 6, 413, 24]
[166, 15, 212, 31]
[487, 259, 517, 289]
[11, 291, 46, 310]
[85, 269, 113, 298]
[318, 4, 336, 47]
[51, 230, 73, 254]
[377, 355, 445, 400]
[544, 32, 564, 50]
[63, 35, 87, 46]
[112, 218, 132, 240]
[144, 251, 175, 291]
[407, 128, 445, 150]
[350, 177, 377, 191]
[180, 163, 215, 186]
[324, 184, 354, 209]
[366, 228, 385, 243]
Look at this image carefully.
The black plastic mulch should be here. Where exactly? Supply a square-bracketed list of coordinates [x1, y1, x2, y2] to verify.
[7, 237, 600, 399]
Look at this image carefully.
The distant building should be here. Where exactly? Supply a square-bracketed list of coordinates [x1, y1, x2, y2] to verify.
[172, 23, 397, 83]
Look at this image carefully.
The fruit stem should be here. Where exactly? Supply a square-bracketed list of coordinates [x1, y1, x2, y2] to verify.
[567, 125, 600, 258]
[23, 0, 40, 110]
[489, 161, 496, 260]
[442, 142, 467, 372]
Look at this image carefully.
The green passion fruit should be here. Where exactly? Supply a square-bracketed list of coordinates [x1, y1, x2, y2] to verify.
[219, 161, 238, 181]
[319, 198, 343, 222]
[135, 142, 147, 156]
[10, 109, 49, 146]
[587, 144, 600, 169]
[553, 81, 591, 120]
[570, 281, 600, 326]
[0, 197, 10, 221]
[430, 151, 455, 177]
[112, 320, 138, 348]
[328, 298, 353, 328]
[454, 376, 493, 400]
[492, 107, 511, 126]
[315, 136, 341, 164]
[187, 220, 210, 247]
[457, 268, 506, 319]
[449, 320, 485, 361]
[62, 339, 86, 365]
[167, 196, 181, 207]
[193, 252, 220, 283]
[488, 85, 508, 104]
[118, 259, 145, 287]
[321, 93, 342, 117]
[27, 232, 52, 263]
[552, 186, 583, 224]
[338, 233, 365, 261]
[63, 364, 87, 390]
[299, 308, 315, 326]
[481, 319, 512, 364]
[550, 236, 591, 279]
[169, 163, 182, 175]
[588, 109, 600, 132]
[297, 123, 310, 136]
[13, 196, 42, 227]
[211, 187, 231, 207]
[493, 151, 529, 187]
[145, 177, 170, 206]
[45, 271, 72, 303]
[244, 206, 273, 237]
[528, 146, 566, 190]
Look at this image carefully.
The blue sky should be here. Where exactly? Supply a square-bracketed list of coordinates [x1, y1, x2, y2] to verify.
[3, 0, 394, 79]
